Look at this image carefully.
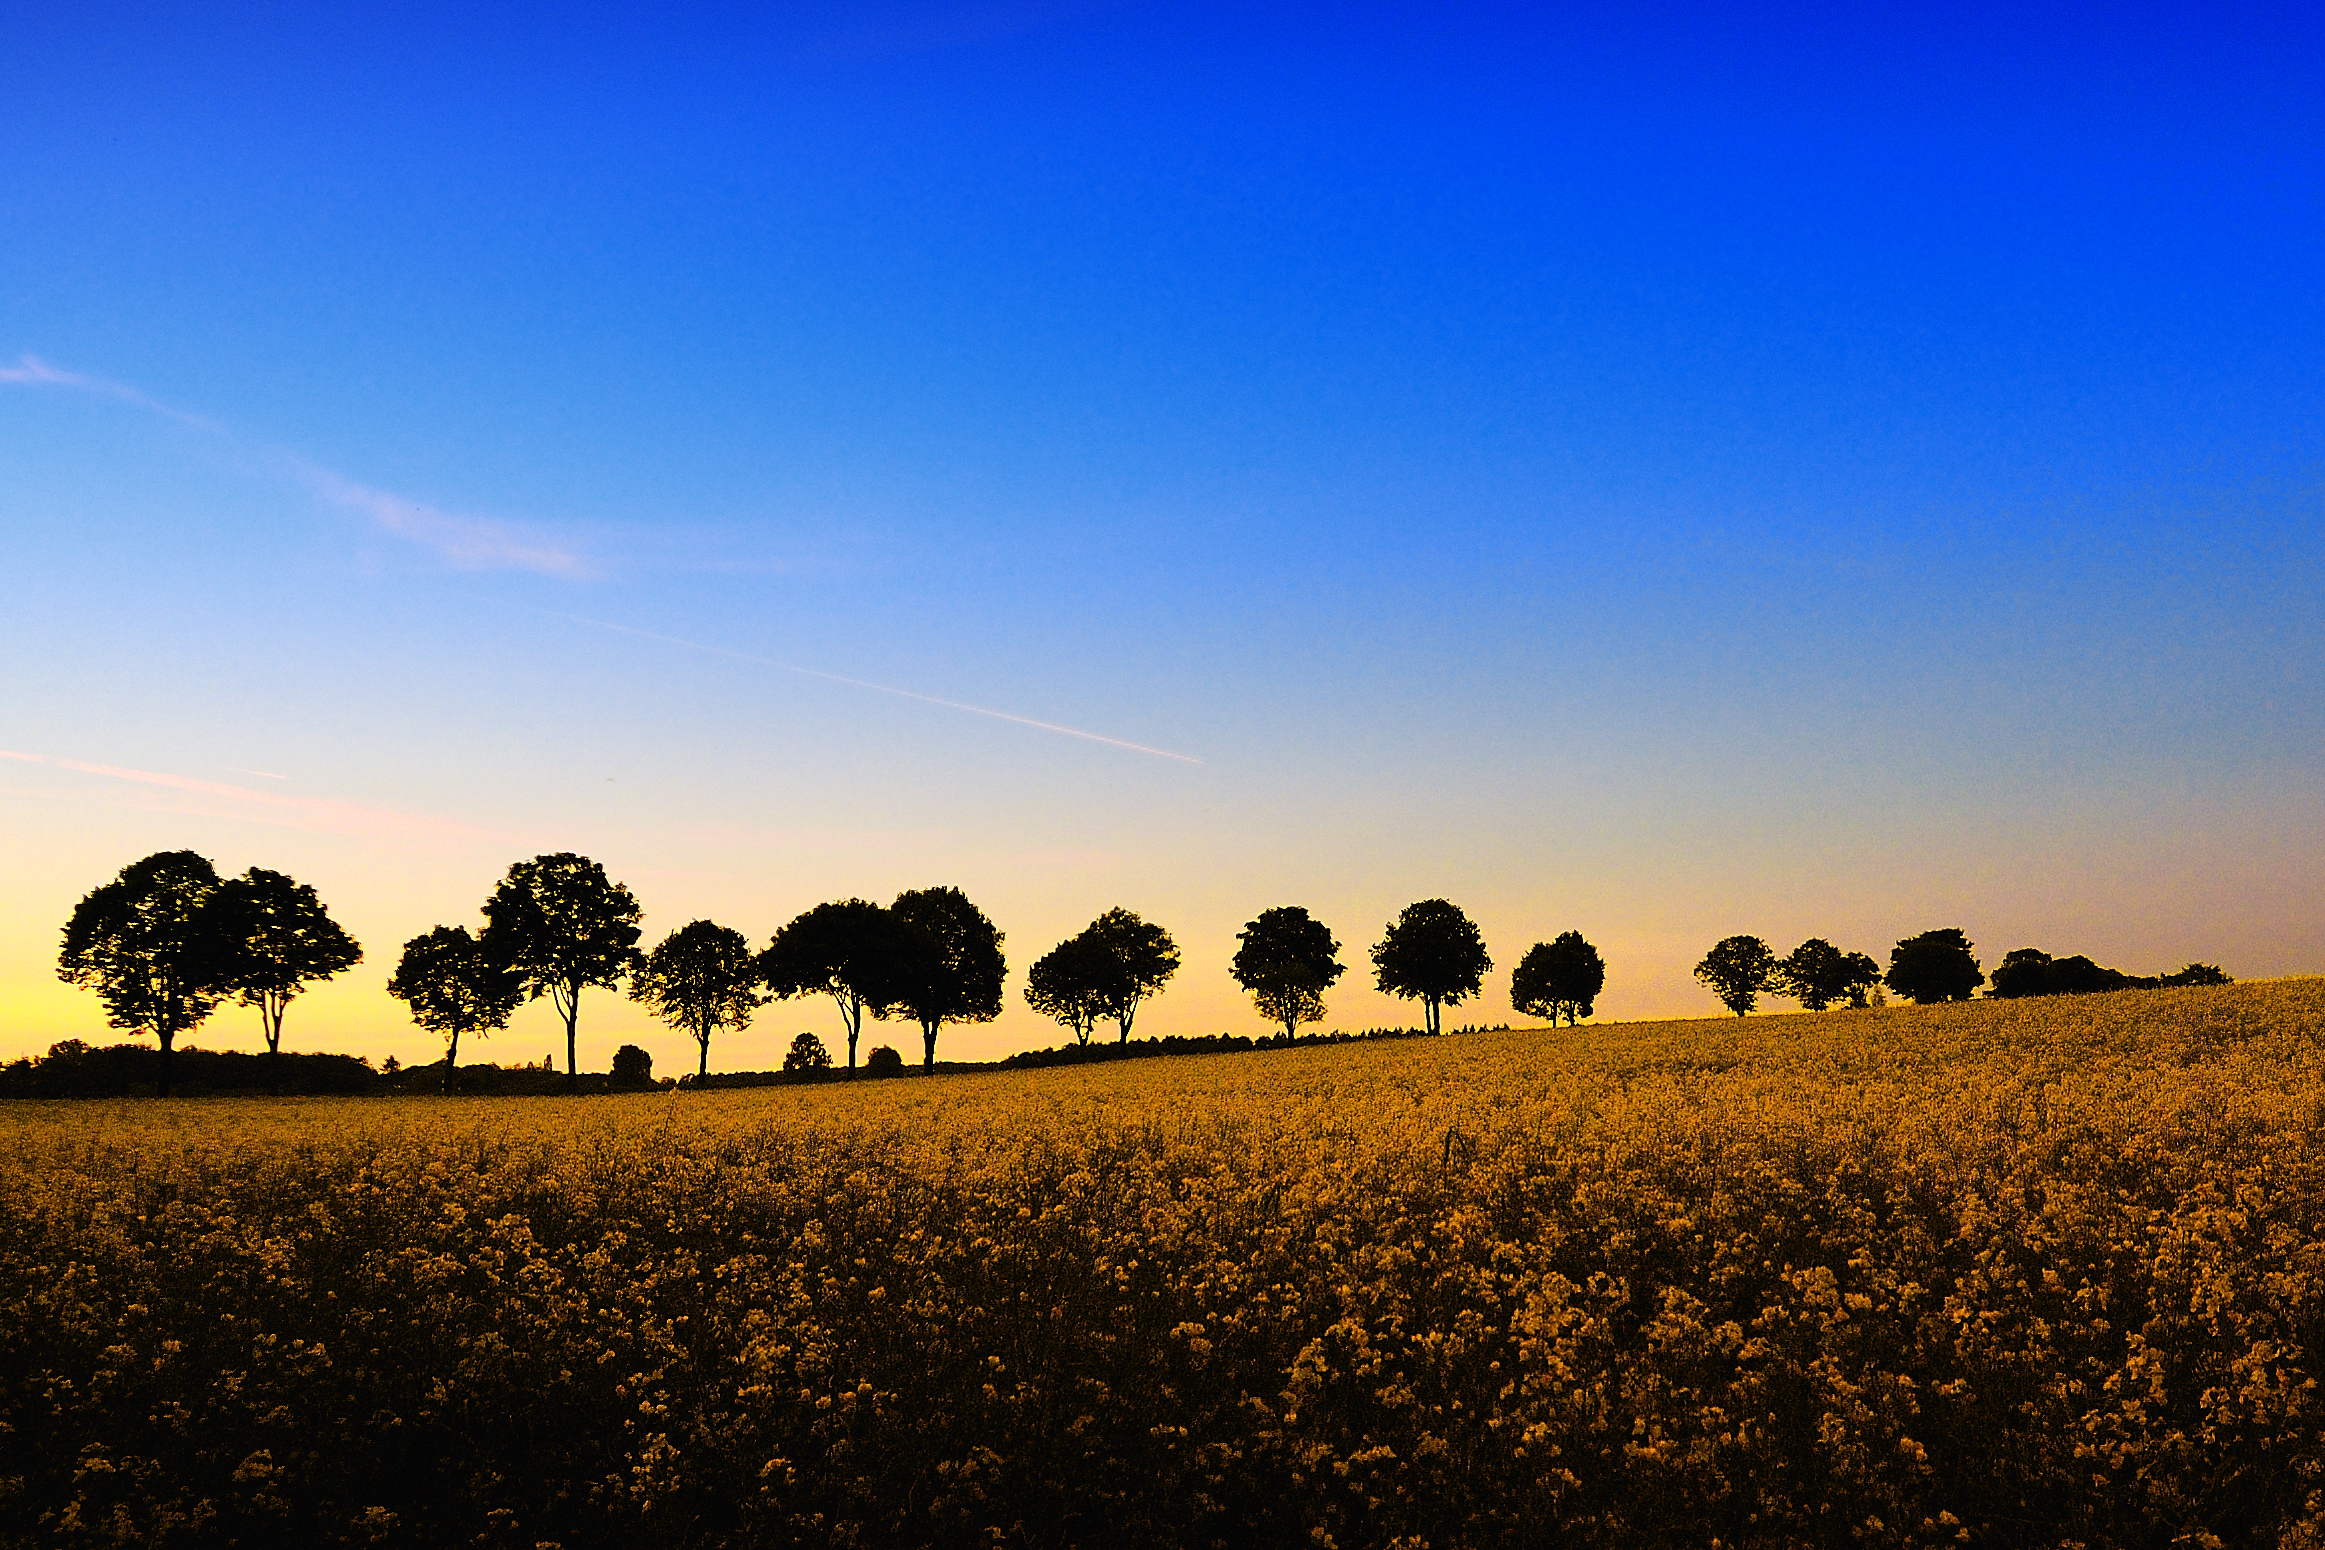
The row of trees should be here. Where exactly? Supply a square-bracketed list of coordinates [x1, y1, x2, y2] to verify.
[60, 851, 1613, 1093]
[1693, 927, 2228, 1016]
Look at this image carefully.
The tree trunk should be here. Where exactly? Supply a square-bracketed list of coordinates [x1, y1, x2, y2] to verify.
[445, 1029, 460, 1095]
[922, 1021, 938, 1070]
[697, 1034, 709, 1080]
[562, 984, 580, 1089]
[157, 1031, 174, 1098]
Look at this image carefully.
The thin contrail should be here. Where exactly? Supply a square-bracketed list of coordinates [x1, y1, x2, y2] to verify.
[538, 609, 1204, 765]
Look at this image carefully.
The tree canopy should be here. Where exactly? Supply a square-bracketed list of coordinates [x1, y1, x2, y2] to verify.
[479, 853, 642, 1084]
[1083, 908, 1180, 1042]
[782, 1032, 833, 1073]
[759, 899, 904, 1069]
[387, 925, 524, 1094]
[1510, 931, 1605, 1026]
[1371, 899, 1492, 1036]
[1885, 929, 1984, 1005]
[1025, 932, 1113, 1045]
[1695, 935, 1778, 1017]
[209, 867, 362, 1060]
[887, 886, 1007, 1069]
[632, 920, 763, 1078]
[57, 850, 228, 1096]
[1231, 906, 1344, 1039]
[1774, 938, 1882, 1012]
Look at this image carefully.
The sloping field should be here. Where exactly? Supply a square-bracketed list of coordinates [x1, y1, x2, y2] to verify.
[5, 980, 2323, 1548]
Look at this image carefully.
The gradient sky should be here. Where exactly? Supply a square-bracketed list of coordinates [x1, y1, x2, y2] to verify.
[5, 0, 2321, 1073]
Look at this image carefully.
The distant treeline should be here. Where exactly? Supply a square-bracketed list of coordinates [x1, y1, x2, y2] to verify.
[1691, 927, 2229, 1016]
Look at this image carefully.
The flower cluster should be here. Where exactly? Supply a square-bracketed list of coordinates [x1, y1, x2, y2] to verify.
[3, 979, 2322, 1547]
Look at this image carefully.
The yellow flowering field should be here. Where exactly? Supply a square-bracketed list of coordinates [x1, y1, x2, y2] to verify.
[5, 979, 2323, 1548]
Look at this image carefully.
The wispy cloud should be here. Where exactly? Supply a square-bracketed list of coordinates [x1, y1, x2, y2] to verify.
[1, 353, 586, 578]
[540, 609, 1206, 764]
[0, 749, 501, 843]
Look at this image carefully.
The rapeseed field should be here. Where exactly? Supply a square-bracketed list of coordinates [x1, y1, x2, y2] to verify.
[5, 979, 2322, 1548]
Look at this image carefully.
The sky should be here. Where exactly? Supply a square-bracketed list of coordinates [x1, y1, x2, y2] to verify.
[4, 0, 2321, 1074]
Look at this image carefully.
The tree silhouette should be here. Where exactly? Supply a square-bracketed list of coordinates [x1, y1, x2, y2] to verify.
[479, 853, 642, 1087]
[1695, 935, 1777, 1017]
[1773, 938, 1882, 1012]
[1371, 899, 1492, 1036]
[611, 1044, 654, 1085]
[1025, 932, 1111, 1045]
[387, 925, 523, 1094]
[1886, 929, 1984, 1005]
[1231, 906, 1344, 1039]
[887, 886, 1006, 1070]
[1510, 931, 1605, 1026]
[632, 920, 763, 1078]
[58, 851, 228, 1097]
[783, 1031, 833, 1072]
[863, 1044, 905, 1076]
[209, 868, 362, 1074]
[759, 900, 905, 1070]
[1084, 908, 1181, 1042]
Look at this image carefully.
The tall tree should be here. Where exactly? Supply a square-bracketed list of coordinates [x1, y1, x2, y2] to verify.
[387, 925, 523, 1095]
[1695, 935, 1777, 1017]
[1230, 906, 1344, 1039]
[759, 899, 903, 1071]
[209, 868, 363, 1072]
[1025, 932, 1111, 1045]
[631, 920, 763, 1079]
[1370, 899, 1492, 1036]
[1510, 931, 1605, 1026]
[1885, 928, 1985, 1004]
[887, 886, 1007, 1070]
[1773, 938, 1882, 1012]
[57, 851, 227, 1097]
[479, 853, 643, 1085]
[1083, 907, 1180, 1043]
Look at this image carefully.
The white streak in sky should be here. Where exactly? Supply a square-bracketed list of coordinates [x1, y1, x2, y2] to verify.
[541, 609, 1205, 765]
[1, 353, 586, 578]
[0, 749, 495, 841]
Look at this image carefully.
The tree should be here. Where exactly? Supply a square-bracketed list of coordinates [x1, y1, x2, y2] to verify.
[1231, 906, 1344, 1039]
[1510, 931, 1605, 1026]
[886, 886, 1006, 1069]
[479, 853, 643, 1086]
[209, 868, 362, 1072]
[759, 899, 906, 1070]
[1886, 928, 1983, 1005]
[632, 920, 763, 1078]
[864, 1044, 905, 1077]
[783, 1032, 832, 1073]
[58, 851, 228, 1097]
[1083, 908, 1180, 1042]
[611, 1044, 654, 1085]
[1773, 938, 1882, 1012]
[1025, 932, 1111, 1045]
[1371, 899, 1492, 1036]
[387, 925, 523, 1094]
[1695, 935, 1777, 1017]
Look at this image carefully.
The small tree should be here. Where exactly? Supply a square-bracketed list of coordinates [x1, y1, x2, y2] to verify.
[58, 851, 228, 1097]
[632, 920, 763, 1078]
[387, 925, 523, 1094]
[479, 853, 643, 1086]
[1025, 933, 1111, 1045]
[1695, 935, 1777, 1017]
[1371, 899, 1492, 1037]
[887, 887, 1007, 1069]
[863, 1044, 905, 1076]
[783, 1031, 833, 1073]
[209, 867, 363, 1071]
[611, 1044, 654, 1085]
[1773, 938, 1882, 1012]
[1886, 928, 1984, 1004]
[1231, 906, 1344, 1039]
[1510, 931, 1605, 1026]
[759, 899, 903, 1070]
[1084, 908, 1180, 1042]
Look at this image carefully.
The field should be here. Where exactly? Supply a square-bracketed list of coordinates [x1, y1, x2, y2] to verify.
[5, 981, 2324, 1549]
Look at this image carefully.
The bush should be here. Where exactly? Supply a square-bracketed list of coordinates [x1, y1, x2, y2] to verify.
[863, 1044, 905, 1076]
[610, 1044, 654, 1085]
[782, 1032, 832, 1072]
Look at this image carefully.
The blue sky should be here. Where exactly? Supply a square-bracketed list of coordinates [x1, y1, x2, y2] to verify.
[4, 0, 2320, 1069]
